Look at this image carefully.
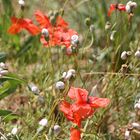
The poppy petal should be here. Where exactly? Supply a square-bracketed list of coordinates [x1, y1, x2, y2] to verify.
[56, 16, 68, 28]
[8, 24, 21, 34]
[25, 23, 40, 35]
[59, 101, 74, 121]
[72, 104, 94, 120]
[89, 97, 110, 108]
[68, 87, 88, 104]
[108, 4, 116, 16]
[35, 10, 51, 28]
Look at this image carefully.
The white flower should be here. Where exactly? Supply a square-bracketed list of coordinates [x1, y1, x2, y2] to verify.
[18, 0, 25, 6]
[55, 81, 65, 90]
[53, 124, 61, 134]
[41, 28, 49, 37]
[28, 83, 40, 95]
[121, 51, 128, 60]
[132, 122, 140, 129]
[71, 35, 79, 45]
[11, 127, 18, 135]
[39, 118, 48, 127]
[124, 130, 130, 140]
[135, 50, 140, 58]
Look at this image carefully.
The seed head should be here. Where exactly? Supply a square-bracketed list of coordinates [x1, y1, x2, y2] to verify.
[121, 51, 128, 60]
[53, 124, 61, 135]
[39, 118, 48, 127]
[55, 81, 65, 90]
[89, 24, 95, 32]
[28, 83, 40, 95]
[71, 35, 79, 45]
[11, 127, 18, 135]
[135, 50, 140, 58]
[105, 21, 111, 30]
[41, 28, 49, 37]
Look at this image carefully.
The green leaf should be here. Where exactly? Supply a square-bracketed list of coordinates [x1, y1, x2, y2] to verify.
[3, 114, 19, 122]
[0, 110, 19, 122]
[0, 73, 26, 100]
[0, 110, 12, 116]
[1, 73, 26, 84]
[0, 52, 7, 62]
[0, 80, 19, 100]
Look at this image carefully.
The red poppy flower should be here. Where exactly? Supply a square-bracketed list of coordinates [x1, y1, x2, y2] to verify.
[60, 87, 110, 140]
[8, 17, 40, 35]
[108, 4, 126, 16]
[35, 10, 78, 48]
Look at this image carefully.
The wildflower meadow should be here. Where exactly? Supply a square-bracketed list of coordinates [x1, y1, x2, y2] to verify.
[0, 0, 140, 140]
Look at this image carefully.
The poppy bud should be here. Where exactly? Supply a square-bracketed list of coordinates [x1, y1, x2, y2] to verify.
[11, 127, 18, 135]
[135, 50, 140, 58]
[41, 28, 49, 37]
[71, 35, 79, 45]
[85, 17, 91, 26]
[39, 118, 48, 127]
[54, 10, 59, 18]
[110, 31, 116, 41]
[59, 8, 64, 16]
[55, 81, 65, 90]
[105, 22, 111, 30]
[38, 96, 45, 104]
[125, 130, 130, 140]
[48, 10, 53, 17]
[89, 24, 95, 32]
[28, 83, 40, 95]
[53, 124, 61, 135]
[121, 51, 128, 60]
[50, 16, 56, 25]
[120, 64, 129, 74]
